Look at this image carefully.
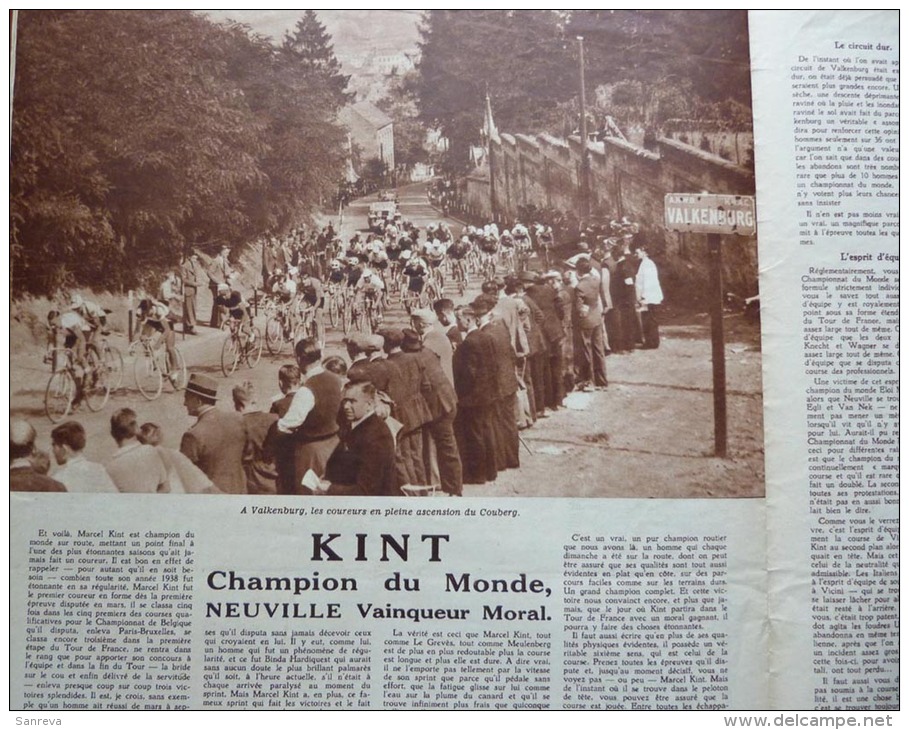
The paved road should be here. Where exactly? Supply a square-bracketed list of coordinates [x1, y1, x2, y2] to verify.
[11, 181, 766, 498]
[11, 181, 476, 464]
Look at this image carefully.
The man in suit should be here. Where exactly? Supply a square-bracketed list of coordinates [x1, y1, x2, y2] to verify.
[527, 271, 566, 410]
[181, 252, 203, 334]
[232, 383, 278, 495]
[472, 295, 520, 472]
[10, 419, 66, 492]
[180, 373, 249, 493]
[433, 298, 463, 351]
[411, 308, 454, 386]
[575, 257, 608, 389]
[324, 381, 399, 496]
[207, 246, 232, 328]
[452, 306, 498, 484]
[407, 327, 462, 497]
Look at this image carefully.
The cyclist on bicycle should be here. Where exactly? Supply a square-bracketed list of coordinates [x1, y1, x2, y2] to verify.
[136, 295, 179, 383]
[513, 222, 531, 251]
[327, 258, 347, 287]
[216, 282, 255, 344]
[69, 294, 107, 350]
[424, 236, 447, 271]
[367, 238, 389, 274]
[298, 266, 325, 346]
[402, 251, 429, 303]
[271, 268, 298, 336]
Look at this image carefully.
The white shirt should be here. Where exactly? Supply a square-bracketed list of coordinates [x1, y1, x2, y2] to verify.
[277, 365, 323, 434]
[635, 257, 663, 305]
[54, 454, 119, 493]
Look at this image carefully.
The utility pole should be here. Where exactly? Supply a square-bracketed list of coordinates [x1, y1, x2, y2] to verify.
[485, 87, 499, 222]
[577, 36, 591, 225]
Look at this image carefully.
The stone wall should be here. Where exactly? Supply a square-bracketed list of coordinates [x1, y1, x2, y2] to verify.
[465, 131, 759, 302]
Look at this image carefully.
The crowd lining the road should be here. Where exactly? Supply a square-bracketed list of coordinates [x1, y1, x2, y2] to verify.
[12, 206, 664, 497]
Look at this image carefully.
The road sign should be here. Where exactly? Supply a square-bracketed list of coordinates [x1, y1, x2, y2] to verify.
[664, 193, 756, 236]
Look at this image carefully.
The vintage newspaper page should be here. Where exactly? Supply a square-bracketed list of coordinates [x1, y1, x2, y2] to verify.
[749, 9, 899, 711]
[5, 9, 896, 723]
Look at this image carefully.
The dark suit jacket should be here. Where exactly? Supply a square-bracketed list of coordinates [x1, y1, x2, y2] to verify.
[325, 414, 398, 496]
[452, 329, 497, 408]
[181, 407, 249, 494]
[387, 351, 434, 432]
[526, 283, 564, 345]
[10, 466, 66, 492]
[416, 348, 457, 421]
[480, 320, 519, 399]
[575, 273, 604, 330]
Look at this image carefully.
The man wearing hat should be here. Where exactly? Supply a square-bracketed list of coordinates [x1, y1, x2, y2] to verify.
[525, 270, 565, 411]
[348, 333, 399, 396]
[180, 373, 249, 493]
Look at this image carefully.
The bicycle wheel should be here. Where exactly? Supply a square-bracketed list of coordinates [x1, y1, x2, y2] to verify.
[265, 316, 284, 355]
[166, 348, 188, 392]
[327, 296, 338, 328]
[103, 345, 124, 391]
[221, 334, 241, 376]
[135, 347, 164, 400]
[45, 370, 76, 423]
[369, 303, 382, 333]
[341, 301, 352, 334]
[245, 327, 263, 369]
[83, 350, 111, 412]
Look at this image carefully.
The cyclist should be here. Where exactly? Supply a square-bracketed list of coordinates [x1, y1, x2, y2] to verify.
[402, 250, 430, 308]
[424, 236, 447, 272]
[215, 282, 255, 345]
[69, 294, 107, 351]
[136, 295, 179, 383]
[448, 235, 472, 287]
[353, 265, 385, 325]
[298, 266, 325, 346]
[270, 267, 298, 337]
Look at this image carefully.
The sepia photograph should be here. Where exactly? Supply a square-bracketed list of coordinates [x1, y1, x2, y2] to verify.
[10, 10, 764, 499]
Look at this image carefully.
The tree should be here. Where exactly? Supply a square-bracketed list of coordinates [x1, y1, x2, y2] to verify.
[415, 10, 575, 171]
[376, 71, 428, 172]
[280, 10, 353, 113]
[10, 10, 348, 297]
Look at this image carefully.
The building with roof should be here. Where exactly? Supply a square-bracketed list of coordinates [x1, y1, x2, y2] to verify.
[339, 101, 395, 172]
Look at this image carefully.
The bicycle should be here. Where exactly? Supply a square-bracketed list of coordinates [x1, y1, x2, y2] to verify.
[264, 300, 295, 356]
[129, 335, 187, 401]
[450, 258, 468, 297]
[44, 347, 110, 423]
[93, 334, 124, 392]
[221, 318, 263, 377]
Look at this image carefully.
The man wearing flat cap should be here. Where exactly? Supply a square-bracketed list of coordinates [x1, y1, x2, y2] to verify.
[181, 373, 249, 493]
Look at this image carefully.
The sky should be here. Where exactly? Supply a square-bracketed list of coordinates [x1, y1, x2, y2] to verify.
[202, 10, 423, 61]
